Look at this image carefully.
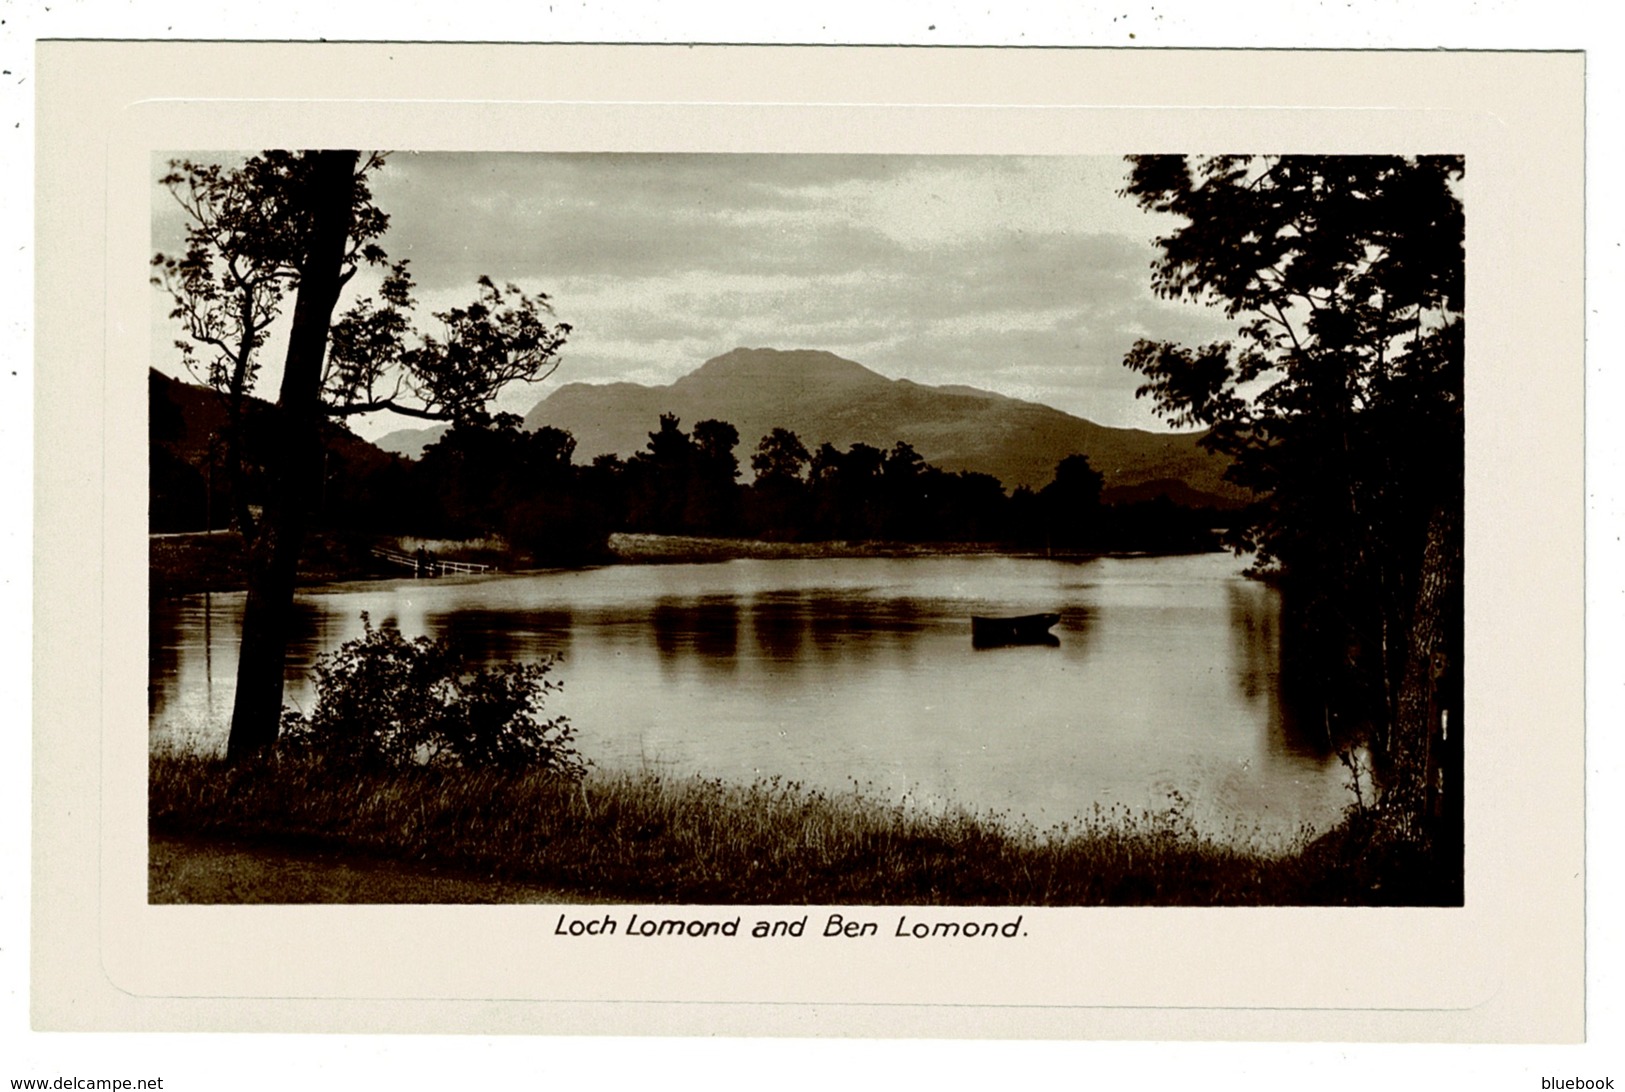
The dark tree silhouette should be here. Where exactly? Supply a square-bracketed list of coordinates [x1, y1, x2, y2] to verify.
[748, 427, 812, 537]
[807, 442, 885, 539]
[152, 152, 386, 540]
[688, 418, 742, 533]
[751, 426, 811, 482]
[626, 413, 696, 533]
[502, 425, 613, 564]
[1038, 453, 1105, 547]
[1120, 154, 1463, 837]
[413, 414, 529, 536]
[154, 151, 571, 761]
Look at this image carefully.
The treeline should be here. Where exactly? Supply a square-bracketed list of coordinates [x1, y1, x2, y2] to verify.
[151, 374, 1221, 562]
[406, 412, 1221, 559]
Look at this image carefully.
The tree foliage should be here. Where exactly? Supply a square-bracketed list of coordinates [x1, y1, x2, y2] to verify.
[413, 415, 611, 563]
[152, 152, 391, 394]
[1120, 154, 1464, 830]
[374, 411, 1203, 552]
[326, 272, 570, 425]
[151, 152, 393, 537]
[1121, 154, 1462, 563]
[280, 613, 585, 778]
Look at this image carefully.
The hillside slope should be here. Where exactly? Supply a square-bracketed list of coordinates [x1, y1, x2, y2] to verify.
[516, 347, 1241, 502]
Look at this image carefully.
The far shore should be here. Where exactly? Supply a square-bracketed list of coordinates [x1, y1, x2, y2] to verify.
[150, 529, 1219, 598]
[599, 532, 1118, 565]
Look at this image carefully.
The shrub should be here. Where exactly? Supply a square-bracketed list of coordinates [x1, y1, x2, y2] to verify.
[279, 613, 586, 778]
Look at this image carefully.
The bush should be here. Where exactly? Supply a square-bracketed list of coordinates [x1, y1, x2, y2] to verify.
[279, 613, 586, 778]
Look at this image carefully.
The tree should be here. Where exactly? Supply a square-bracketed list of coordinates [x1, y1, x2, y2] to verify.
[1119, 155, 1463, 836]
[154, 151, 571, 761]
[750, 426, 811, 482]
[625, 413, 695, 533]
[152, 152, 384, 538]
[1038, 453, 1105, 547]
[748, 428, 811, 537]
[688, 418, 742, 533]
[413, 414, 526, 536]
[807, 442, 885, 539]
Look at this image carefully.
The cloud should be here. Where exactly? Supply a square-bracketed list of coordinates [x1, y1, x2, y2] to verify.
[151, 151, 1236, 436]
[369, 153, 916, 288]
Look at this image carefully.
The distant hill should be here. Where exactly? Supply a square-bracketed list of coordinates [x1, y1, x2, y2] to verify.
[375, 423, 448, 459]
[506, 347, 1243, 504]
[149, 369, 410, 532]
[150, 369, 400, 471]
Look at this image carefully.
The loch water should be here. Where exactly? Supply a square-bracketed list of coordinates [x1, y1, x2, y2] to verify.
[149, 551, 1350, 840]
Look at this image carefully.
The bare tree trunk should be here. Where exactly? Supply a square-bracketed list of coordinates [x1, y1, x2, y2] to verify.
[1389, 500, 1462, 837]
[225, 151, 358, 763]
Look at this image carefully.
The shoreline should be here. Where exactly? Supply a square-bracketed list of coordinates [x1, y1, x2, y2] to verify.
[150, 528, 1224, 598]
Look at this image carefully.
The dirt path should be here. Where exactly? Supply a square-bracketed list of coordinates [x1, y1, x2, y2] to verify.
[149, 833, 600, 904]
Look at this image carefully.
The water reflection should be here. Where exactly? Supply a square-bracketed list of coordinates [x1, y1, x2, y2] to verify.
[1226, 581, 1277, 703]
[1058, 607, 1095, 654]
[650, 596, 740, 678]
[690, 598, 740, 665]
[1226, 580, 1328, 759]
[750, 592, 806, 663]
[428, 607, 574, 663]
[147, 596, 181, 720]
[634, 590, 968, 674]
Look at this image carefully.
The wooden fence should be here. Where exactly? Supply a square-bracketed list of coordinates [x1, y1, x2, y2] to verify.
[371, 548, 492, 577]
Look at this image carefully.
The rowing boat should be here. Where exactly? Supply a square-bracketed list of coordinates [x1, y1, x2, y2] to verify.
[971, 612, 1060, 647]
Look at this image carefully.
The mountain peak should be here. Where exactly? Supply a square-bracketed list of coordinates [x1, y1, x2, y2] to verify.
[518, 346, 1238, 500]
[676, 347, 887, 391]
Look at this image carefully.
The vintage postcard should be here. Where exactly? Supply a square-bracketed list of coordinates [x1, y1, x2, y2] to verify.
[33, 43, 1583, 1039]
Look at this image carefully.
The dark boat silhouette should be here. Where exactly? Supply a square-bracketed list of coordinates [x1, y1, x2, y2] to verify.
[971, 612, 1061, 648]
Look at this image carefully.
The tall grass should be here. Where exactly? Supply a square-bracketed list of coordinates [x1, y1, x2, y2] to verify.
[148, 750, 1446, 905]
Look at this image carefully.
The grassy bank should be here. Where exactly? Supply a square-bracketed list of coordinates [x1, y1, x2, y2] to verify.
[149, 751, 1450, 905]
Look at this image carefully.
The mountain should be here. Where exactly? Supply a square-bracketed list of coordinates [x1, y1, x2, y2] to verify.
[150, 369, 402, 470]
[516, 347, 1242, 503]
[375, 423, 449, 459]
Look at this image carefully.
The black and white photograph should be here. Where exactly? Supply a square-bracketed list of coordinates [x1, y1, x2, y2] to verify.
[26, 39, 1592, 1058]
[145, 149, 1465, 908]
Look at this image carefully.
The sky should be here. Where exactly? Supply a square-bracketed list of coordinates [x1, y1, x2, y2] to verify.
[151, 151, 1237, 441]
